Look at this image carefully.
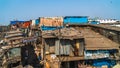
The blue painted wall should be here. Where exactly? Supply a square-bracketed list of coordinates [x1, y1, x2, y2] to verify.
[64, 16, 88, 24]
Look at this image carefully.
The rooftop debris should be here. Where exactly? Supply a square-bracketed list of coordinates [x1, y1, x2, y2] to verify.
[42, 27, 83, 39]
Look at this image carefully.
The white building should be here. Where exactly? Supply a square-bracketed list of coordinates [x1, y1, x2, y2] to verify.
[97, 19, 118, 23]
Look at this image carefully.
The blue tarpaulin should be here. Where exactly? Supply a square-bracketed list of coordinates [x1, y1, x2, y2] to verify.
[35, 19, 40, 25]
[41, 26, 63, 31]
[10, 21, 25, 25]
[90, 21, 100, 24]
[93, 58, 116, 68]
[64, 16, 88, 24]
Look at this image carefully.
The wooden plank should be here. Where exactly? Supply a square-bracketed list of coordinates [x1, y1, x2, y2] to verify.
[59, 56, 84, 62]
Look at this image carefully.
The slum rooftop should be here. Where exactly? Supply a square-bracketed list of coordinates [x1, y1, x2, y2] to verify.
[42, 27, 119, 50]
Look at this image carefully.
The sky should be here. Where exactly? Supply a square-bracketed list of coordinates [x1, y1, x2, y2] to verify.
[0, 0, 120, 25]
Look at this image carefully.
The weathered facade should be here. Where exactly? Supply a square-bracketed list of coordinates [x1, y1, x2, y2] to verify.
[39, 17, 63, 27]
[42, 28, 85, 68]
[41, 26, 119, 68]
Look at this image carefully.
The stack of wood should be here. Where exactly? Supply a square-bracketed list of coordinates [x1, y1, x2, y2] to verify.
[1, 29, 24, 49]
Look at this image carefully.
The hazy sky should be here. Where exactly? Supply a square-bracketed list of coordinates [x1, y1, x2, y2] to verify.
[0, 0, 120, 25]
